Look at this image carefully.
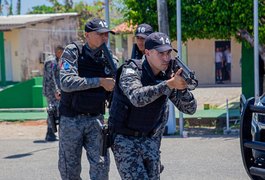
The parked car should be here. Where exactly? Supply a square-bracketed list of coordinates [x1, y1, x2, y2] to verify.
[240, 94, 265, 180]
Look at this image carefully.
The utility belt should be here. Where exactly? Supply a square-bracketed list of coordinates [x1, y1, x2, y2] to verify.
[114, 128, 153, 137]
[77, 112, 100, 118]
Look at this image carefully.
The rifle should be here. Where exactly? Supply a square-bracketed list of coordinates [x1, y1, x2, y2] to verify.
[169, 49, 198, 90]
[131, 43, 143, 60]
[93, 42, 117, 77]
[131, 43, 137, 59]
[72, 41, 117, 77]
[47, 103, 60, 133]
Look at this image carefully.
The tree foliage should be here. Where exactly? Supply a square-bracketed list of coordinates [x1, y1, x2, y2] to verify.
[28, 0, 123, 35]
[119, 0, 265, 44]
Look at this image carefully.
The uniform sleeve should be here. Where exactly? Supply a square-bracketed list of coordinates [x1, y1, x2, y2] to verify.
[119, 64, 172, 107]
[42, 58, 54, 97]
[169, 90, 197, 115]
[60, 44, 101, 92]
[51, 61, 60, 94]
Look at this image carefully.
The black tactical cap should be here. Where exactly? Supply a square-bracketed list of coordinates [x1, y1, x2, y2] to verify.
[85, 18, 115, 34]
[145, 32, 172, 52]
[135, 23, 153, 38]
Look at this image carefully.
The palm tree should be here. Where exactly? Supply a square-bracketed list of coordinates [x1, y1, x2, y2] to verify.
[16, 0, 20, 14]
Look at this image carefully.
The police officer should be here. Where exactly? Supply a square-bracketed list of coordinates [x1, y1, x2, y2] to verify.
[131, 23, 172, 173]
[131, 23, 153, 59]
[59, 18, 117, 180]
[109, 32, 197, 179]
[42, 45, 64, 141]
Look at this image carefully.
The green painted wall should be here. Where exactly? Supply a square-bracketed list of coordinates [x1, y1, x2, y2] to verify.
[241, 42, 254, 99]
[0, 77, 47, 108]
[0, 32, 5, 85]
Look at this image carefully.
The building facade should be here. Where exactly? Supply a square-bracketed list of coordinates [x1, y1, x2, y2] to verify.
[0, 13, 79, 84]
[112, 24, 242, 85]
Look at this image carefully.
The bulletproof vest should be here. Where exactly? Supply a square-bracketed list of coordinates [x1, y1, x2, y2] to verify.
[109, 59, 168, 133]
[60, 43, 112, 117]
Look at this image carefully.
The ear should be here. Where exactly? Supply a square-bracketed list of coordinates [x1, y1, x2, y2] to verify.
[145, 49, 150, 56]
[85, 32, 89, 39]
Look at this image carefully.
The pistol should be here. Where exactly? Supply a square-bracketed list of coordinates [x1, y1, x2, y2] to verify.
[100, 125, 109, 157]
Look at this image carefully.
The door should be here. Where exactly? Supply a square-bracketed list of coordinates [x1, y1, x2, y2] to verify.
[4, 40, 13, 81]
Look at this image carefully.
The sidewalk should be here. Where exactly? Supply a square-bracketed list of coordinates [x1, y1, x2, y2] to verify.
[0, 85, 242, 122]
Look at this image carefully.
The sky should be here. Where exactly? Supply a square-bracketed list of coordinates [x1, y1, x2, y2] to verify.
[1, 0, 95, 15]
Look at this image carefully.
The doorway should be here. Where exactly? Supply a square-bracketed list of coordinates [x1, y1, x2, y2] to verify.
[4, 40, 13, 81]
[215, 41, 231, 84]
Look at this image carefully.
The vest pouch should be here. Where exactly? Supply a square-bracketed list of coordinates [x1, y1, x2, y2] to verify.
[109, 101, 130, 126]
[71, 90, 106, 114]
[127, 103, 164, 133]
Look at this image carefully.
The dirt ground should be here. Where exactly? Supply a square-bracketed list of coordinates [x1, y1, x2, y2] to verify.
[0, 120, 49, 139]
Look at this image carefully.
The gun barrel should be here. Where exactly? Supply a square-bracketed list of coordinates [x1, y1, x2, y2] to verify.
[94, 43, 117, 76]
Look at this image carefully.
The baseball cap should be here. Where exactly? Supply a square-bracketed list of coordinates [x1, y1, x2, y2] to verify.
[145, 32, 172, 52]
[135, 23, 153, 38]
[85, 18, 115, 34]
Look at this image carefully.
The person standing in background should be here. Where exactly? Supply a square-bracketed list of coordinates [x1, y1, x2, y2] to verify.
[224, 46, 232, 81]
[131, 23, 153, 59]
[42, 45, 64, 141]
[215, 47, 224, 84]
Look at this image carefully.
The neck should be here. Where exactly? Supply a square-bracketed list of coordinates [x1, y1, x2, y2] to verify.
[145, 57, 160, 75]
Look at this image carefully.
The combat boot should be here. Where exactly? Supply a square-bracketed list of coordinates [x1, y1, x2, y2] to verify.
[45, 127, 58, 141]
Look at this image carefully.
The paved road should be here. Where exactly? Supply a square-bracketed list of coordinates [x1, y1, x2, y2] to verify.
[0, 135, 249, 180]
[0, 86, 248, 179]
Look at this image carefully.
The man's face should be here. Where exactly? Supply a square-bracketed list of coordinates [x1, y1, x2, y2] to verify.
[136, 36, 146, 52]
[56, 50, 63, 59]
[86, 31, 109, 49]
[146, 49, 172, 75]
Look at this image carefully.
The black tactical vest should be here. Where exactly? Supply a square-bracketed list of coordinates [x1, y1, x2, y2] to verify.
[60, 43, 112, 117]
[109, 59, 168, 134]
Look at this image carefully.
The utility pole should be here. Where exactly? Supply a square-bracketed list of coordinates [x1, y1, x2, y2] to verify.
[16, 0, 21, 15]
[157, 0, 169, 35]
[176, 0, 184, 137]
[104, 0, 110, 47]
[157, 0, 176, 135]
[254, 0, 259, 102]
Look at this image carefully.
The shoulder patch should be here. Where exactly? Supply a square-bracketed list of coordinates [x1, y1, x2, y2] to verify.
[125, 68, 136, 74]
[127, 59, 143, 70]
[62, 61, 70, 70]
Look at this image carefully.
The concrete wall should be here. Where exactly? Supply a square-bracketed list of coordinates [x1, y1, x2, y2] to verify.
[4, 15, 79, 82]
[113, 33, 134, 64]
[231, 38, 242, 83]
[123, 37, 241, 85]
